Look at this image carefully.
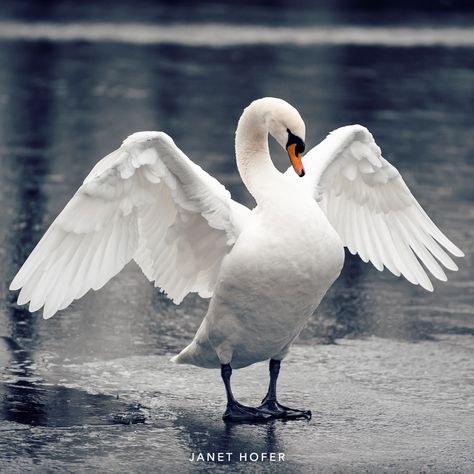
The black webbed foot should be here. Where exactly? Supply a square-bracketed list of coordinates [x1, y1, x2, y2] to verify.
[223, 401, 272, 423]
[258, 397, 312, 420]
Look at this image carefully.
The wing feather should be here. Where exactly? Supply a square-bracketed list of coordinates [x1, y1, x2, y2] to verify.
[302, 124, 463, 289]
[10, 131, 251, 318]
[396, 212, 447, 282]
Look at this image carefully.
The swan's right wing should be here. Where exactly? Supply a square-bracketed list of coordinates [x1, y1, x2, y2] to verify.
[296, 125, 463, 290]
[10, 132, 251, 319]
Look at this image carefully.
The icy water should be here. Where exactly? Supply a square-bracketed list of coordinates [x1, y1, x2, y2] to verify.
[0, 3, 473, 472]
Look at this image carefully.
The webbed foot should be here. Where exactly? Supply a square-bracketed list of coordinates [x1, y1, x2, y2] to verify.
[223, 401, 272, 423]
[258, 398, 312, 420]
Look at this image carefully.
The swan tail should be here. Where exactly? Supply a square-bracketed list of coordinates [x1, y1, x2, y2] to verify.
[170, 341, 220, 368]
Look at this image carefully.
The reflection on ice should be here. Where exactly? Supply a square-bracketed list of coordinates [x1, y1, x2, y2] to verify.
[0, 336, 145, 427]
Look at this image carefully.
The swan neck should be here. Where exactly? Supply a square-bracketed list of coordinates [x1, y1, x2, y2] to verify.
[235, 109, 280, 201]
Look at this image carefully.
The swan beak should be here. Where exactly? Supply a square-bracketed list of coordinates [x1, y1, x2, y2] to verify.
[287, 143, 305, 177]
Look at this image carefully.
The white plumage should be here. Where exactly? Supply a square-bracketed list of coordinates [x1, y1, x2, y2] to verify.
[10, 131, 250, 319]
[296, 124, 463, 291]
[10, 98, 463, 373]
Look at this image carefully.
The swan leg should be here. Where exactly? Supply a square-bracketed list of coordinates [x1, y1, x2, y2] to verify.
[221, 364, 271, 422]
[258, 359, 312, 420]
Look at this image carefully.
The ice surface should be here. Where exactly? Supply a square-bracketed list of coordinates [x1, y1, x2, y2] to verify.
[1, 337, 473, 472]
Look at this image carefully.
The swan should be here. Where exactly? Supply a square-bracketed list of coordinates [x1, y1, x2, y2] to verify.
[10, 97, 463, 422]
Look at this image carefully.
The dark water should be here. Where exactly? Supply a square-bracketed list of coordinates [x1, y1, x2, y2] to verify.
[0, 3, 473, 472]
[2, 0, 474, 26]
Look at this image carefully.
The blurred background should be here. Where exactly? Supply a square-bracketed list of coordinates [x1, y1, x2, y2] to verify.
[0, 1, 473, 472]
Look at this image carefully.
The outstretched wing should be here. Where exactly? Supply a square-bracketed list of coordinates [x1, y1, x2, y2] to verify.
[298, 124, 464, 290]
[10, 131, 251, 319]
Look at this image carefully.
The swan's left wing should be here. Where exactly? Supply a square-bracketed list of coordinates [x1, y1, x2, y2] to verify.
[297, 125, 464, 290]
[10, 131, 251, 319]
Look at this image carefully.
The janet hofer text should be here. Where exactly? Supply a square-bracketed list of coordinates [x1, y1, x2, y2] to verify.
[189, 452, 285, 462]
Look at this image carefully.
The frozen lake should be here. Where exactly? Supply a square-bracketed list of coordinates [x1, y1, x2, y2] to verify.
[1, 337, 473, 472]
[0, 2, 473, 472]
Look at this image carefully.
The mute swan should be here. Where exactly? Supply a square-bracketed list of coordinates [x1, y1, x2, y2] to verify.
[10, 97, 463, 422]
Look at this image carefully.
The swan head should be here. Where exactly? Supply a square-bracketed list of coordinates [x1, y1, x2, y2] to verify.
[254, 97, 306, 177]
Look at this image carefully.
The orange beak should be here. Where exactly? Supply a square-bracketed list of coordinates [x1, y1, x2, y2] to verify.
[287, 143, 305, 177]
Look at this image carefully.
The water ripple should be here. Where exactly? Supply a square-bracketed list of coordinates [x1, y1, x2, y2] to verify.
[0, 22, 474, 47]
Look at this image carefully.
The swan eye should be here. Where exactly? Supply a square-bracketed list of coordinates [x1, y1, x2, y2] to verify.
[286, 129, 305, 154]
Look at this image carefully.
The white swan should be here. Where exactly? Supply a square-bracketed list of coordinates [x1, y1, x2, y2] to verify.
[10, 97, 463, 421]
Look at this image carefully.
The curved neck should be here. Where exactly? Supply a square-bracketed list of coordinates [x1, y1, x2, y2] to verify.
[235, 106, 282, 203]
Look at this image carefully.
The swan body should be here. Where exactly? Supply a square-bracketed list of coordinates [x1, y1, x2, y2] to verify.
[10, 97, 463, 421]
[175, 174, 344, 368]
